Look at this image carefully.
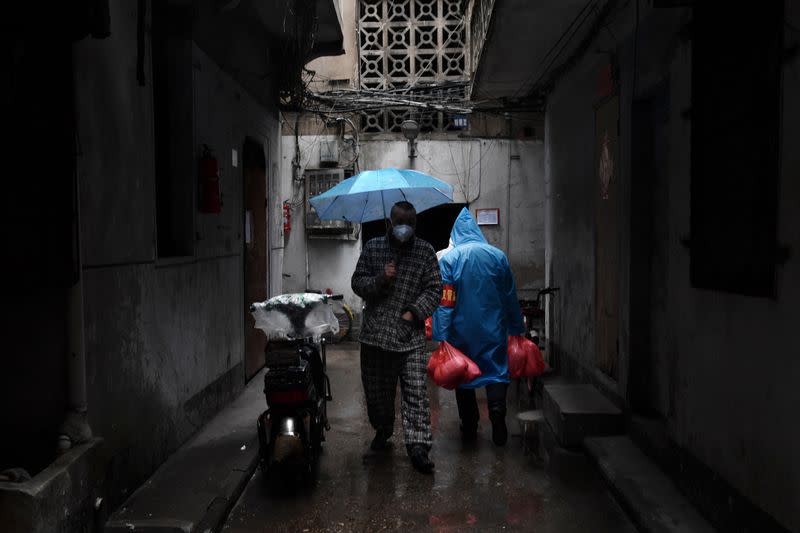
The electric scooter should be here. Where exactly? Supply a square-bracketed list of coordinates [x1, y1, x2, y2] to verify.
[250, 293, 340, 481]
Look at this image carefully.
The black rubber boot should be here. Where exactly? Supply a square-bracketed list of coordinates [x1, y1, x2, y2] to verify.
[459, 420, 478, 442]
[409, 445, 435, 474]
[370, 428, 393, 451]
[489, 412, 508, 446]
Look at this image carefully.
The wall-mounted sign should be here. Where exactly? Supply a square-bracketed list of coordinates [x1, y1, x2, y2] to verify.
[476, 208, 500, 226]
[451, 114, 469, 130]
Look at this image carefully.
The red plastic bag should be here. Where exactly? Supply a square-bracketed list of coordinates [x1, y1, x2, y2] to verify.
[427, 342, 481, 390]
[523, 341, 546, 377]
[507, 336, 528, 378]
[508, 336, 545, 378]
[425, 317, 432, 340]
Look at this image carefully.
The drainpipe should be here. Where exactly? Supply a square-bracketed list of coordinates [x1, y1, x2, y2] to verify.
[505, 113, 512, 254]
[544, 111, 553, 356]
[305, 223, 311, 291]
[58, 278, 93, 453]
[292, 115, 311, 292]
[58, 67, 92, 454]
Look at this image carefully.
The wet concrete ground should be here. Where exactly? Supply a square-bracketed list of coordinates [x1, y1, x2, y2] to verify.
[222, 343, 636, 533]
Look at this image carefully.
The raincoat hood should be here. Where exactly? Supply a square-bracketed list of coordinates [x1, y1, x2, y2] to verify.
[450, 208, 487, 247]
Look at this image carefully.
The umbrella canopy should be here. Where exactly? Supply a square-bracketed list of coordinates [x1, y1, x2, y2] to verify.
[308, 168, 453, 223]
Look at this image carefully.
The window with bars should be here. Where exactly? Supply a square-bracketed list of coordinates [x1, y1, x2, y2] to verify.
[305, 169, 358, 239]
[358, 0, 469, 133]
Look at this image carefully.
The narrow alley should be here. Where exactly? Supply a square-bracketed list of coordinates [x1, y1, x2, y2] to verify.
[3, 1, 799, 532]
[222, 344, 636, 533]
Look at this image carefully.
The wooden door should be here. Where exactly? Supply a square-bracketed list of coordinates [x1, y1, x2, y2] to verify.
[594, 95, 620, 380]
[243, 139, 268, 381]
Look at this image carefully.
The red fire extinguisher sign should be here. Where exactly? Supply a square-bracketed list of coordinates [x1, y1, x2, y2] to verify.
[199, 145, 222, 214]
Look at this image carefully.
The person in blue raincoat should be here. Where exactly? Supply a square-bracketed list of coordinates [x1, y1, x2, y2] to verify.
[432, 208, 525, 446]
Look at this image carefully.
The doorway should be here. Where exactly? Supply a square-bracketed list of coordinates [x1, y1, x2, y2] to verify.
[3, 35, 74, 476]
[243, 138, 268, 381]
[629, 82, 671, 417]
[594, 94, 620, 381]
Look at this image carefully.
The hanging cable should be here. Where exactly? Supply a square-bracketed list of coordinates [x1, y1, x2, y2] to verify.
[632, 0, 639, 98]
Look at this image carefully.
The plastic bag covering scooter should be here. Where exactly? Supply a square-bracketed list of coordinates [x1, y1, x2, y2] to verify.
[249, 293, 339, 480]
[251, 293, 339, 342]
[427, 341, 482, 390]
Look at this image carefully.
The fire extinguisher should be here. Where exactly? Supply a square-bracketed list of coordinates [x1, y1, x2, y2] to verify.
[199, 144, 221, 214]
[283, 202, 292, 234]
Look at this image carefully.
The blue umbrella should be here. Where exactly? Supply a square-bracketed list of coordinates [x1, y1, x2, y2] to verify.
[309, 168, 453, 223]
[309, 168, 454, 223]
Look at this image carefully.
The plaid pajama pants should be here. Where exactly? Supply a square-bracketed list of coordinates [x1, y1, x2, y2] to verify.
[360, 343, 432, 452]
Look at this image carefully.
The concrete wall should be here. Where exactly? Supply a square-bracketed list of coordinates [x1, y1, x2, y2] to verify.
[545, 3, 800, 530]
[279, 133, 546, 311]
[306, 0, 358, 89]
[73, 3, 280, 508]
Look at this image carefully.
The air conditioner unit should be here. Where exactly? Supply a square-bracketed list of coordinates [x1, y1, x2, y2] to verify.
[305, 169, 358, 240]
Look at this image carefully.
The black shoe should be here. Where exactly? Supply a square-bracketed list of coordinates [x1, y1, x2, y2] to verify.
[459, 422, 478, 442]
[370, 429, 392, 451]
[490, 414, 508, 446]
[409, 445, 434, 474]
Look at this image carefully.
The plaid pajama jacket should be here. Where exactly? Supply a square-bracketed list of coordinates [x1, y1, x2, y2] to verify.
[351, 236, 442, 451]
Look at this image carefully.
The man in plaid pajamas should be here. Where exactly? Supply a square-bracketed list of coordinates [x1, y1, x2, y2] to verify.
[351, 201, 442, 473]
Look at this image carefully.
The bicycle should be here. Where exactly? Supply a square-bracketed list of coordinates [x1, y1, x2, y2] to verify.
[330, 300, 354, 343]
[307, 289, 354, 344]
[516, 287, 559, 408]
[518, 287, 560, 346]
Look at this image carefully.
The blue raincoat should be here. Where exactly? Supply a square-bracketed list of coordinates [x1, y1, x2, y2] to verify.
[432, 208, 525, 388]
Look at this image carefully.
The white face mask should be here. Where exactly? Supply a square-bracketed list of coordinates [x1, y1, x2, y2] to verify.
[392, 224, 414, 243]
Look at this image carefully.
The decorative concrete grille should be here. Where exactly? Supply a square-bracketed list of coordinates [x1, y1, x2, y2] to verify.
[358, 0, 468, 133]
